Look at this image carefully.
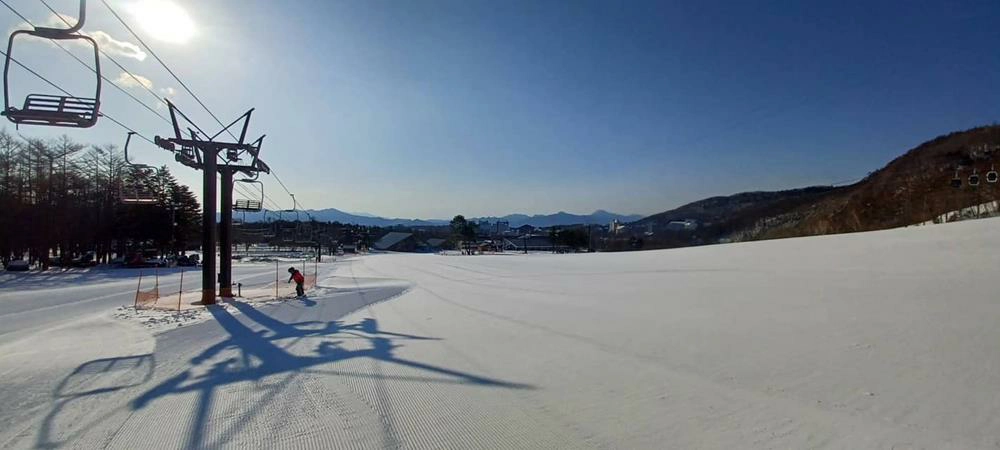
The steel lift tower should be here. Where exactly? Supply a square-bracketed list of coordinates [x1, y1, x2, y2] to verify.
[155, 100, 270, 304]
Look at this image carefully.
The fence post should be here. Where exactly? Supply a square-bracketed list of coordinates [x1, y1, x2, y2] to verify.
[134, 271, 143, 308]
[178, 270, 184, 313]
[275, 261, 279, 300]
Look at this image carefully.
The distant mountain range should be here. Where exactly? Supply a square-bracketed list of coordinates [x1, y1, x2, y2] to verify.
[233, 208, 642, 228]
[470, 210, 644, 228]
[233, 208, 447, 227]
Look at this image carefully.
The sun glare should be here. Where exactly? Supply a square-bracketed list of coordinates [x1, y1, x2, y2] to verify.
[128, 0, 195, 44]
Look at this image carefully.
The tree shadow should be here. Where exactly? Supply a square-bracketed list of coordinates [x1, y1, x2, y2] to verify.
[0, 266, 191, 291]
[120, 300, 533, 449]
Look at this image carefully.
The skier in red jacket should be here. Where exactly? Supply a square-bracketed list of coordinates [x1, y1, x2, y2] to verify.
[287, 267, 305, 297]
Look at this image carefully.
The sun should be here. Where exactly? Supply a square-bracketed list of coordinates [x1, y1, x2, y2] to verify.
[127, 0, 196, 44]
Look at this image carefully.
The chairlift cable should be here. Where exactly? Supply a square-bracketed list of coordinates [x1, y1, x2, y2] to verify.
[1, 0, 33, 29]
[269, 170, 312, 214]
[3, 0, 171, 126]
[100, 0, 314, 215]
[38, 0, 171, 115]
[98, 0, 239, 142]
[0, 47, 156, 145]
[11, 2, 277, 209]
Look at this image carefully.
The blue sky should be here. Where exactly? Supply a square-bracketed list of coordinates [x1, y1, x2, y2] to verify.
[3, 0, 999, 218]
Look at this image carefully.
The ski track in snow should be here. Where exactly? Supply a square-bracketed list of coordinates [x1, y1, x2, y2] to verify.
[3, 218, 1000, 448]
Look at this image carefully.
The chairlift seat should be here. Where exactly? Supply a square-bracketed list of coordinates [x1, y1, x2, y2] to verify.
[234, 199, 262, 212]
[969, 174, 980, 186]
[122, 186, 157, 204]
[950, 178, 962, 188]
[4, 94, 98, 128]
[987, 171, 998, 184]
[122, 195, 157, 205]
[5, 27, 102, 128]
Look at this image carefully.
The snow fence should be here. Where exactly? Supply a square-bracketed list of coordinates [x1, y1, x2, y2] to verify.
[236, 260, 318, 301]
[133, 268, 184, 311]
[131, 261, 320, 309]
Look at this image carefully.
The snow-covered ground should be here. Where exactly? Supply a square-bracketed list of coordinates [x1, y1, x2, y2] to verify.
[0, 264, 285, 347]
[3, 219, 1000, 448]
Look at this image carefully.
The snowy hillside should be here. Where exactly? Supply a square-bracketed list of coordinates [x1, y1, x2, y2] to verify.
[2, 218, 1000, 448]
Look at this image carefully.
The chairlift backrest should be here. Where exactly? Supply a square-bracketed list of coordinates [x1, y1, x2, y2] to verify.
[3, 1, 101, 128]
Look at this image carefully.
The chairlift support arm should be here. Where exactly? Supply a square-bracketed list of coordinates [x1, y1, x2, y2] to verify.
[35, 0, 88, 35]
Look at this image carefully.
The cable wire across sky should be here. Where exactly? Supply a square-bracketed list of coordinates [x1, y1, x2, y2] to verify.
[3, 0, 311, 214]
[99, 0, 309, 213]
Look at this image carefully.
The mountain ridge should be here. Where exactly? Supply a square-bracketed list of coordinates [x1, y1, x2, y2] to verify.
[233, 208, 641, 228]
[635, 124, 1000, 247]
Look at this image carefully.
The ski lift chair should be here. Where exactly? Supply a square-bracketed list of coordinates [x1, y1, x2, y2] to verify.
[121, 132, 158, 204]
[120, 185, 157, 204]
[969, 169, 980, 187]
[234, 178, 264, 212]
[987, 166, 998, 184]
[3, 1, 101, 128]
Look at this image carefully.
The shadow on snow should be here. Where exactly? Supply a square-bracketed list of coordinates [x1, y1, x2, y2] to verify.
[37, 297, 531, 449]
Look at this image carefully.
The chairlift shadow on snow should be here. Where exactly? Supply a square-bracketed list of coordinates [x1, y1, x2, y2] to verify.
[131, 302, 533, 448]
[37, 297, 532, 449]
[35, 354, 156, 449]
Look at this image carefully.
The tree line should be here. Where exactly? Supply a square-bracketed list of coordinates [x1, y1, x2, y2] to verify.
[0, 129, 201, 268]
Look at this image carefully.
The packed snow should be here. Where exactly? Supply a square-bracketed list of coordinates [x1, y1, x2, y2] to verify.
[2, 219, 1000, 448]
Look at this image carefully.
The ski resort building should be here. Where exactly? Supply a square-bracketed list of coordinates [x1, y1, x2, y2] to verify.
[373, 232, 417, 252]
[508, 234, 570, 252]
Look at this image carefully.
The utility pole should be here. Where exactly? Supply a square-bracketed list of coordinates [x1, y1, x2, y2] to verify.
[155, 100, 269, 305]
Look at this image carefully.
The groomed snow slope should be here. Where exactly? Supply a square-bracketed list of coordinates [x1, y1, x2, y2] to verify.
[3, 218, 1000, 449]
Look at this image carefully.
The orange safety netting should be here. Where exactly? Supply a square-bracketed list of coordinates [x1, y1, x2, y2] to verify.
[134, 287, 159, 309]
[131, 265, 320, 305]
[133, 270, 160, 309]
